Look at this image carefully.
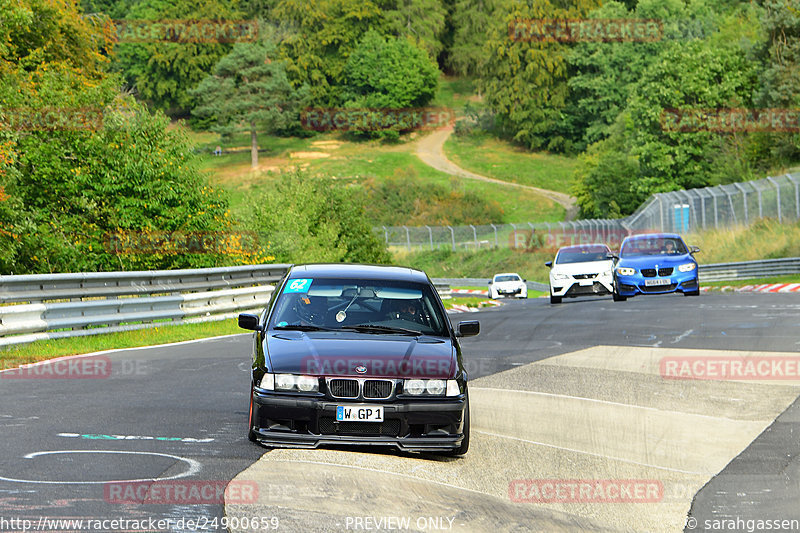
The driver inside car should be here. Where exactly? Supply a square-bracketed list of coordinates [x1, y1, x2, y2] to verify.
[386, 299, 424, 324]
[293, 295, 328, 326]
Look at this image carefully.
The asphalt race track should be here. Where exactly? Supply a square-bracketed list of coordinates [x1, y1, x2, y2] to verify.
[1, 292, 799, 532]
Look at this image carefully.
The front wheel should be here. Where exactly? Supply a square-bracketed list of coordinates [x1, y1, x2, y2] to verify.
[247, 389, 258, 443]
[683, 289, 700, 296]
[550, 293, 562, 304]
[443, 395, 470, 456]
[612, 279, 627, 302]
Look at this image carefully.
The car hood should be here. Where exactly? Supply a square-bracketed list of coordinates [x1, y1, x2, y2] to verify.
[617, 254, 695, 269]
[551, 260, 613, 276]
[265, 332, 455, 379]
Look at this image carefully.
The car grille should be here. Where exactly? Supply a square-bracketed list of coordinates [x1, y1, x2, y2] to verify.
[319, 417, 401, 437]
[363, 380, 393, 399]
[573, 274, 597, 279]
[641, 283, 678, 293]
[329, 379, 359, 398]
[658, 267, 673, 276]
[641, 269, 656, 277]
[327, 378, 395, 399]
[565, 283, 611, 297]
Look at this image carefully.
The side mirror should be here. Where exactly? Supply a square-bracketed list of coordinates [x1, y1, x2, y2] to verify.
[690, 245, 700, 254]
[456, 320, 480, 338]
[607, 253, 619, 260]
[487, 280, 492, 284]
[523, 279, 527, 283]
[544, 261, 553, 268]
[238, 313, 262, 331]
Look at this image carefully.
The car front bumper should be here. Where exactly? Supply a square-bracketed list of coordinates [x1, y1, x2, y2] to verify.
[251, 389, 467, 452]
[550, 278, 613, 297]
[616, 273, 699, 296]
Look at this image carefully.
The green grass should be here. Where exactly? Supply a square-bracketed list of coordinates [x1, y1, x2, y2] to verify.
[431, 76, 479, 110]
[444, 132, 578, 194]
[0, 320, 243, 367]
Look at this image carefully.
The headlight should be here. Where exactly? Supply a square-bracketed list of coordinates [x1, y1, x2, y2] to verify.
[404, 379, 459, 396]
[264, 373, 319, 393]
[616, 267, 635, 276]
[405, 379, 425, 395]
[426, 379, 446, 395]
[678, 263, 697, 272]
[552, 273, 571, 280]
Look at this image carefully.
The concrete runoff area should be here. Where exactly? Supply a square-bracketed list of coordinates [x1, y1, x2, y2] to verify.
[226, 346, 800, 532]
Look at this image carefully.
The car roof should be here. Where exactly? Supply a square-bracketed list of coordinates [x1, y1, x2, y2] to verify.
[288, 263, 430, 283]
[556, 243, 610, 253]
[623, 233, 683, 242]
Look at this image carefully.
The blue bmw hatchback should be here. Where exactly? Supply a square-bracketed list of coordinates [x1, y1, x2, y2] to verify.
[612, 233, 700, 301]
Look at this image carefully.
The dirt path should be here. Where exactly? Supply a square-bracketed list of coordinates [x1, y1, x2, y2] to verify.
[415, 126, 578, 220]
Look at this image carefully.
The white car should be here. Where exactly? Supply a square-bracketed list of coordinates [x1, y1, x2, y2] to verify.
[488, 273, 528, 299]
[545, 244, 614, 304]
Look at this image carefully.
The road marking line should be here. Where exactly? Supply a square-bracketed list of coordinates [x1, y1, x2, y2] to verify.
[0, 450, 201, 484]
[474, 430, 712, 475]
[471, 387, 751, 423]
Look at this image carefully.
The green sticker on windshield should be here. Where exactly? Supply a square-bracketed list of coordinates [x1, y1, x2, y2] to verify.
[284, 278, 312, 293]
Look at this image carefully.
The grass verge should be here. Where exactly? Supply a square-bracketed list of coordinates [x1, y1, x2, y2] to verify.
[0, 320, 244, 367]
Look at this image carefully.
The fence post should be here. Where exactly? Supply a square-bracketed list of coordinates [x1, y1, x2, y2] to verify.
[767, 176, 782, 223]
[699, 188, 707, 229]
[510, 223, 517, 250]
[786, 174, 800, 220]
[448, 226, 455, 251]
[382, 226, 388, 245]
[469, 224, 478, 248]
[658, 195, 664, 232]
[402, 226, 411, 251]
[733, 183, 748, 225]
[425, 225, 433, 250]
[757, 183, 763, 219]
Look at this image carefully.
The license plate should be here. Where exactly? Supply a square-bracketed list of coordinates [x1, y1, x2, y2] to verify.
[578, 280, 593, 287]
[644, 278, 671, 287]
[336, 405, 384, 422]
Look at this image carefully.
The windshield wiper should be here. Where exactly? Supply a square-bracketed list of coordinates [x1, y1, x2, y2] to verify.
[273, 324, 335, 332]
[341, 324, 423, 336]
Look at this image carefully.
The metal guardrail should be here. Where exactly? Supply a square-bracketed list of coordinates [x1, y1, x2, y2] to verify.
[698, 258, 800, 282]
[0, 267, 455, 347]
[1, 259, 795, 347]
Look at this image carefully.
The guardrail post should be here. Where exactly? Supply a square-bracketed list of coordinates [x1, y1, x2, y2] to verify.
[767, 176, 782, 223]
[448, 226, 455, 251]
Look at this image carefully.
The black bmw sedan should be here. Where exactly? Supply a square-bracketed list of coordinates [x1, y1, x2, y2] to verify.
[238, 264, 479, 455]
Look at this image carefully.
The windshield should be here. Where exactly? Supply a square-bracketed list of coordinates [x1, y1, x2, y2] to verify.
[494, 274, 520, 282]
[620, 237, 688, 257]
[269, 277, 448, 336]
[556, 245, 610, 264]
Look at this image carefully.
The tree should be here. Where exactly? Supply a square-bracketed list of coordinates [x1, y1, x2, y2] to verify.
[447, 0, 496, 76]
[246, 171, 391, 264]
[381, 0, 448, 61]
[112, 0, 241, 116]
[340, 29, 439, 139]
[479, 0, 601, 152]
[192, 39, 305, 168]
[271, 0, 385, 105]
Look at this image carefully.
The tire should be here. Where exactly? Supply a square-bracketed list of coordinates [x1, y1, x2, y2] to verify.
[444, 396, 470, 456]
[612, 279, 627, 302]
[247, 389, 258, 443]
[684, 289, 700, 297]
[550, 293, 562, 304]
